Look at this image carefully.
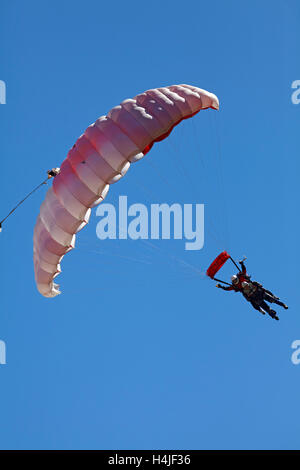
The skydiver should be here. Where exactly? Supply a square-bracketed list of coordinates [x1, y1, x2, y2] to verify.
[47, 167, 60, 178]
[216, 257, 250, 292]
[216, 259, 288, 320]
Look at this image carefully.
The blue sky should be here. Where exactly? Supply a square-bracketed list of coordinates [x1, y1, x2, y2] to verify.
[0, 0, 300, 450]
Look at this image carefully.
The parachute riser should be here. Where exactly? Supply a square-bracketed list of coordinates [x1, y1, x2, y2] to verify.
[0, 168, 60, 231]
[229, 256, 241, 272]
[212, 277, 232, 286]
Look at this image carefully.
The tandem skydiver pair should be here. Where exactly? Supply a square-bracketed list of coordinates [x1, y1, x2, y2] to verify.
[207, 252, 288, 321]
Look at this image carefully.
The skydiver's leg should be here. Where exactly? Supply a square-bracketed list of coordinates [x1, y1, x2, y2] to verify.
[263, 292, 276, 303]
[272, 299, 288, 309]
[260, 301, 279, 320]
[250, 300, 265, 315]
[263, 292, 288, 309]
[264, 289, 278, 299]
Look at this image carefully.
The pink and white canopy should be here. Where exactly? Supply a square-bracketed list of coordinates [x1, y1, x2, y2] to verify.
[33, 84, 219, 297]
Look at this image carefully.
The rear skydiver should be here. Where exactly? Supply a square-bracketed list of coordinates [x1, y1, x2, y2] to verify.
[216, 258, 288, 320]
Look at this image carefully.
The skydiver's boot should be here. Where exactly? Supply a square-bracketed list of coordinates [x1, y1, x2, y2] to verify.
[264, 293, 287, 309]
[269, 309, 279, 321]
[273, 299, 288, 309]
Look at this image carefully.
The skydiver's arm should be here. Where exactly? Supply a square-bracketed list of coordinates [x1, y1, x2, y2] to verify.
[239, 261, 247, 274]
[216, 284, 234, 291]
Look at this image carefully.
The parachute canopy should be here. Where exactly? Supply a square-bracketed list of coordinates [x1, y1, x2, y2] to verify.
[33, 84, 219, 298]
[206, 251, 230, 279]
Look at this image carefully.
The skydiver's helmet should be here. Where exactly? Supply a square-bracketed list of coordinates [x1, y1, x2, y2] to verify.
[231, 275, 239, 285]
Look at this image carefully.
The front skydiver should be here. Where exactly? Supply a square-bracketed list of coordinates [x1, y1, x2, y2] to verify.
[216, 258, 288, 320]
